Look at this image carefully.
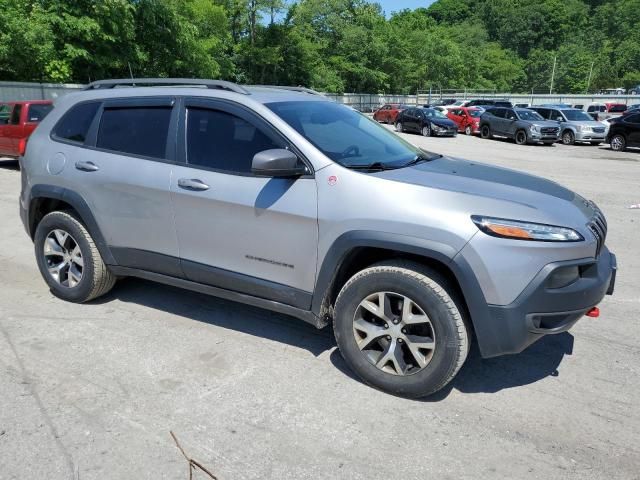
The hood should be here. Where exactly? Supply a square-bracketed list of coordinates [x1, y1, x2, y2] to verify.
[429, 117, 456, 128]
[372, 156, 595, 228]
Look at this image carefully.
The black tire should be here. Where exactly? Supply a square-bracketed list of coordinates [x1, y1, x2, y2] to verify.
[480, 124, 492, 139]
[610, 134, 626, 152]
[34, 210, 116, 303]
[333, 261, 469, 398]
[561, 130, 575, 145]
[515, 129, 528, 145]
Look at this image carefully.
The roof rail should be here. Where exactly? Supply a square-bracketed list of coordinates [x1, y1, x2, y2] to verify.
[84, 78, 250, 95]
[250, 85, 325, 96]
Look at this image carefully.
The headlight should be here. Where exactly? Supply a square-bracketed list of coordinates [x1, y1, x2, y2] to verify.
[529, 125, 539, 133]
[431, 123, 445, 131]
[471, 216, 583, 242]
[577, 125, 591, 132]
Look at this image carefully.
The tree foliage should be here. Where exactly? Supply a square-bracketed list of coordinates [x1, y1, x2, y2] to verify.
[0, 0, 638, 93]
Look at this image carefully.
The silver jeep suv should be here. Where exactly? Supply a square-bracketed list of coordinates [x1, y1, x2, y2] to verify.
[20, 79, 616, 398]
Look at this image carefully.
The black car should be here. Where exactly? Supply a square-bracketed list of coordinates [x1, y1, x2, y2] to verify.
[395, 107, 458, 137]
[606, 113, 640, 151]
[466, 99, 513, 108]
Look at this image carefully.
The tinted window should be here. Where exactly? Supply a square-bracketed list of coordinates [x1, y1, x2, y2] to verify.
[562, 110, 593, 121]
[0, 104, 10, 124]
[27, 104, 53, 123]
[186, 107, 283, 173]
[550, 110, 564, 121]
[609, 105, 626, 113]
[517, 110, 544, 121]
[505, 109, 517, 120]
[494, 101, 513, 108]
[267, 101, 435, 168]
[54, 102, 100, 143]
[625, 114, 640, 124]
[10, 105, 22, 125]
[97, 107, 172, 159]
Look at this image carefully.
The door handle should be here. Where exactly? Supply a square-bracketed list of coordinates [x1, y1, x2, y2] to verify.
[75, 161, 99, 172]
[178, 178, 210, 191]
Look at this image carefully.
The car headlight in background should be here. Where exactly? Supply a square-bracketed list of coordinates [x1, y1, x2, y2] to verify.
[471, 216, 583, 242]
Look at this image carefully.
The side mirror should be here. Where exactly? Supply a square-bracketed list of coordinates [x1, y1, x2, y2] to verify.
[252, 149, 306, 178]
[556, 117, 564, 122]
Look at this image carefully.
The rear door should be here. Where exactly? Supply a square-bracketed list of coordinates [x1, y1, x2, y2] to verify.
[625, 114, 640, 146]
[53, 97, 182, 275]
[170, 98, 318, 306]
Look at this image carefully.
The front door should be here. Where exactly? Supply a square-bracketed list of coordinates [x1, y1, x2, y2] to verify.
[170, 98, 318, 308]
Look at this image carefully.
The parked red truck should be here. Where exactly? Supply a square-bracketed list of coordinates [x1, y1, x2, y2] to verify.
[0, 100, 53, 159]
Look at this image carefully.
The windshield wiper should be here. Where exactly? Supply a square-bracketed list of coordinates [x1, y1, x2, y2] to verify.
[402, 154, 441, 168]
[343, 162, 395, 171]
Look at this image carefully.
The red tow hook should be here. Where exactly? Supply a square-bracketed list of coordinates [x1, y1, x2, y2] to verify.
[586, 307, 600, 318]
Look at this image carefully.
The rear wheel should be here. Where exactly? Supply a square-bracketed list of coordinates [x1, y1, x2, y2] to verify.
[34, 211, 116, 303]
[515, 129, 528, 145]
[480, 125, 492, 139]
[610, 134, 626, 151]
[333, 261, 469, 398]
[561, 130, 575, 145]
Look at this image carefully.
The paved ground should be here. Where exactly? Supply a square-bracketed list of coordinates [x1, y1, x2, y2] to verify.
[0, 135, 639, 480]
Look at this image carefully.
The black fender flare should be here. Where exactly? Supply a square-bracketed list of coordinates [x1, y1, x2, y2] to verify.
[312, 230, 495, 356]
[29, 184, 116, 265]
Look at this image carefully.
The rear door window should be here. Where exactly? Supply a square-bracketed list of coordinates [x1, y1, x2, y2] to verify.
[97, 106, 172, 159]
[0, 104, 10, 125]
[53, 102, 101, 144]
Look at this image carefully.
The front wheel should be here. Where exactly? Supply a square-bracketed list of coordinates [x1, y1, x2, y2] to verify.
[464, 125, 472, 136]
[515, 130, 528, 145]
[480, 125, 492, 139]
[610, 134, 626, 151]
[422, 124, 431, 137]
[34, 211, 116, 303]
[333, 261, 469, 398]
[561, 130, 575, 145]
[395, 122, 404, 133]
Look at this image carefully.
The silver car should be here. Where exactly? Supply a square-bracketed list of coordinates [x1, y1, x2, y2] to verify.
[531, 107, 607, 145]
[19, 79, 617, 398]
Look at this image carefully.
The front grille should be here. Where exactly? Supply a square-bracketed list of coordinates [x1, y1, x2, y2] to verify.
[587, 205, 607, 257]
[541, 127, 559, 135]
[593, 127, 605, 134]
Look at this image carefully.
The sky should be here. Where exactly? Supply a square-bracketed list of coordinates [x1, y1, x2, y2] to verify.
[376, 0, 437, 16]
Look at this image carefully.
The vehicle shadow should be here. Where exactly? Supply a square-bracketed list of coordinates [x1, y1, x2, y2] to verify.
[95, 277, 574, 398]
[94, 277, 335, 357]
[0, 159, 19, 170]
[330, 331, 574, 401]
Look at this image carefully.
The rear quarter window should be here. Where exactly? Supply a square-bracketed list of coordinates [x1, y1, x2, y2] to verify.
[53, 102, 101, 144]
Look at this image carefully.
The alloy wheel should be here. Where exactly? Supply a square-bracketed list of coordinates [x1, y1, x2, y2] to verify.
[353, 292, 436, 376]
[516, 131, 527, 145]
[396, 122, 403, 132]
[611, 135, 625, 151]
[465, 125, 472, 135]
[422, 125, 431, 137]
[562, 131, 574, 145]
[43, 229, 84, 288]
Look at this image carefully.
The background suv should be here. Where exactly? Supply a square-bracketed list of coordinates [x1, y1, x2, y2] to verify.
[19, 79, 616, 398]
[480, 107, 560, 145]
[530, 106, 606, 145]
[606, 112, 640, 151]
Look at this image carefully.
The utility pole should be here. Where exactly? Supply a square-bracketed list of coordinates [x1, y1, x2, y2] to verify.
[549, 55, 557, 94]
[585, 61, 595, 94]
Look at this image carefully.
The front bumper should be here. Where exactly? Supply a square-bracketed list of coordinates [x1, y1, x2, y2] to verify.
[432, 127, 458, 137]
[475, 248, 616, 358]
[575, 130, 606, 141]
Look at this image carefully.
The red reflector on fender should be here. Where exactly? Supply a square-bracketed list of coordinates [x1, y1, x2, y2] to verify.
[586, 307, 600, 318]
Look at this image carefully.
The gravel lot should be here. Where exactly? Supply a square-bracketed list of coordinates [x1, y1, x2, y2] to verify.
[1, 134, 639, 480]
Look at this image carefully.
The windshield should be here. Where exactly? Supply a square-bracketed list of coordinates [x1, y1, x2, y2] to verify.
[423, 108, 447, 118]
[267, 101, 438, 168]
[516, 110, 544, 121]
[562, 110, 593, 121]
[468, 109, 482, 118]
